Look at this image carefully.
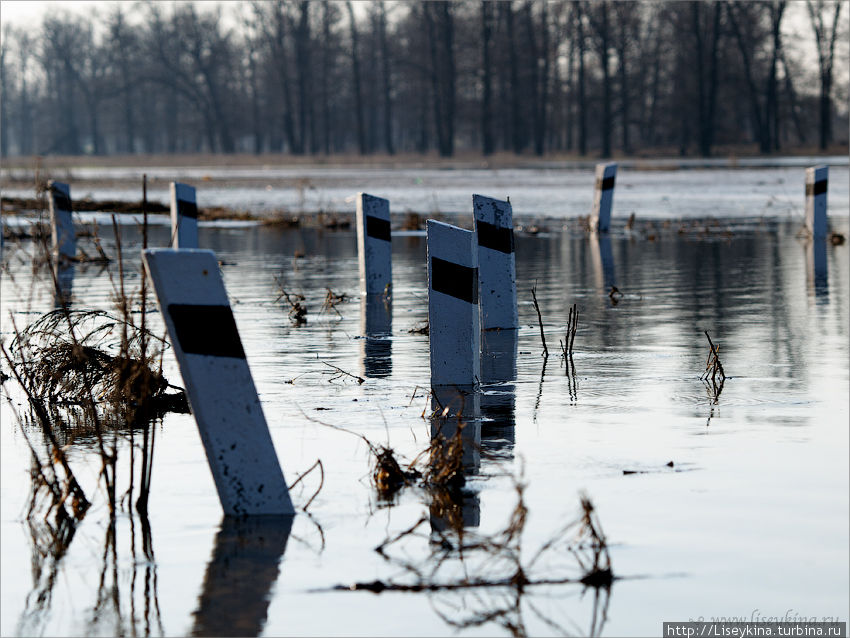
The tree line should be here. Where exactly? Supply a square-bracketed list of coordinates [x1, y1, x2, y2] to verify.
[0, 0, 846, 159]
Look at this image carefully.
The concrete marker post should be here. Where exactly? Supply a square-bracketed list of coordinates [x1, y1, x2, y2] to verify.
[48, 181, 76, 261]
[589, 163, 617, 233]
[142, 248, 294, 516]
[427, 220, 480, 390]
[356, 193, 392, 296]
[171, 182, 199, 249]
[804, 165, 828, 239]
[473, 194, 518, 331]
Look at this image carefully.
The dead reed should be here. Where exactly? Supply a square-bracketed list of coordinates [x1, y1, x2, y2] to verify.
[332, 484, 615, 636]
[701, 330, 726, 403]
[530, 282, 548, 357]
[275, 279, 308, 325]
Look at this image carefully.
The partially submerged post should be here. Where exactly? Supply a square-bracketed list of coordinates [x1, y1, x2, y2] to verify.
[142, 248, 294, 516]
[804, 165, 828, 239]
[473, 194, 518, 331]
[171, 182, 199, 249]
[356, 193, 392, 296]
[48, 181, 76, 261]
[589, 163, 617, 233]
[427, 220, 480, 391]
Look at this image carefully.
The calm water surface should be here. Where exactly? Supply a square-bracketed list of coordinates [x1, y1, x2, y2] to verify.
[1, 211, 848, 636]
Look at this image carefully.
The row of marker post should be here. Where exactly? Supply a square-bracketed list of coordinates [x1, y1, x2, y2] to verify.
[41, 164, 832, 518]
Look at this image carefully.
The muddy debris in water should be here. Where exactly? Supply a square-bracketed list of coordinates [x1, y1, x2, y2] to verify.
[408, 321, 429, 335]
[275, 281, 308, 325]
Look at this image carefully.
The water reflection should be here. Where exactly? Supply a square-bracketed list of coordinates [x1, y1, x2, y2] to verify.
[360, 294, 392, 378]
[191, 515, 294, 637]
[52, 262, 74, 308]
[804, 238, 828, 300]
[481, 330, 518, 458]
[17, 508, 164, 638]
[430, 386, 482, 531]
[589, 235, 616, 291]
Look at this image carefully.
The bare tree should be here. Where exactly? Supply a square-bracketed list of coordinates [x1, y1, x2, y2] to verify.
[807, 0, 843, 149]
[346, 1, 367, 154]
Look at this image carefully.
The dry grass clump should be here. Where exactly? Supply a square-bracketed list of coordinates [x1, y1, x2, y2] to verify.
[6, 309, 185, 416]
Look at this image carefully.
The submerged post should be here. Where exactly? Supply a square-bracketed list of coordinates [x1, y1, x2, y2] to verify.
[590, 163, 617, 233]
[804, 165, 828, 239]
[48, 181, 75, 261]
[427, 220, 480, 389]
[473, 194, 518, 331]
[171, 182, 199, 249]
[142, 248, 294, 516]
[356, 192, 392, 295]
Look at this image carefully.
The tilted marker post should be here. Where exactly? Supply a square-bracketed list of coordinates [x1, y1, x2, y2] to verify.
[804, 165, 828, 239]
[143, 248, 294, 516]
[473, 194, 518, 331]
[48, 181, 76, 261]
[589, 163, 618, 233]
[427, 220, 480, 389]
[171, 182, 199, 249]
[356, 193, 392, 295]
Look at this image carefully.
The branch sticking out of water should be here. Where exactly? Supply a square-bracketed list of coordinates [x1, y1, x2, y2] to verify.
[322, 361, 364, 384]
[275, 279, 308, 325]
[531, 282, 548, 358]
[701, 330, 726, 404]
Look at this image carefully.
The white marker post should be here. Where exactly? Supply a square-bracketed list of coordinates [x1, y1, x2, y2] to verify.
[804, 165, 828, 239]
[143, 248, 294, 516]
[473, 194, 518, 331]
[171, 182, 199, 249]
[48, 181, 75, 261]
[356, 193, 392, 296]
[590, 163, 617, 233]
[427, 220, 480, 390]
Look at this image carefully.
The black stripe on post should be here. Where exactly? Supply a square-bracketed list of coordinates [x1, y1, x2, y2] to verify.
[168, 304, 246, 359]
[178, 199, 199, 219]
[430, 256, 478, 305]
[806, 180, 828, 196]
[596, 176, 616, 191]
[365, 215, 391, 242]
[52, 191, 73, 212]
[476, 220, 514, 254]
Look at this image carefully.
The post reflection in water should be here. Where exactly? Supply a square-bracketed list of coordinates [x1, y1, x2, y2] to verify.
[429, 386, 481, 530]
[804, 239, 829, 300]
[480, 329, 518, 457]
[360, 294, 392, 378]
[52, 262, 75, 308]
[191, 515, 294, 638]
[589, 235, 616, 292]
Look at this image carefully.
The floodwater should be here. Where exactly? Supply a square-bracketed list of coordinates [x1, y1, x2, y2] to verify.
[2, 158, 848, 220]
[1, 166, 849, 637]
